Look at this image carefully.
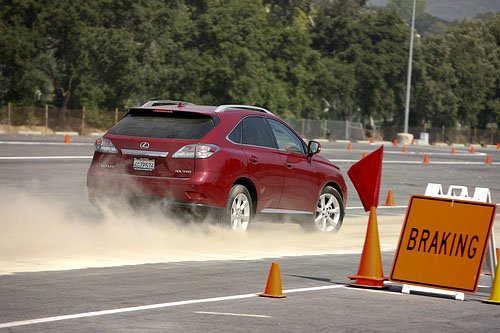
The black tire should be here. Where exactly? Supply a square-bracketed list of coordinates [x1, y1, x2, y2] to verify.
[301, 186, 344, 233]
[220, 185, 253, 231]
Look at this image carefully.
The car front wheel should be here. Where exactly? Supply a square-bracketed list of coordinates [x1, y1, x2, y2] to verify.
[302, 186, 344, 233]
[222, 185, 253, 231]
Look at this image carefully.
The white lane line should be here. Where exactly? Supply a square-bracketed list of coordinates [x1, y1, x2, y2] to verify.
[0, 141, 92, 146]
[0, 285, 345, 329]
[347, 206, 408, 210]
[330, 159, 500, 165]
[0, 156, 496, 164]
[0, 156, 93, 160]
[194, 311, 272, 318]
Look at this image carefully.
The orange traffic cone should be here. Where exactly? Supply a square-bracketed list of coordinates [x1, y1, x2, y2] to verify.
[258, 262, 287, 298]
[384, 190, 395, 206]
[470, 146, 475, 153]
[451, 147, 456, 154]
[369, 137, 374, 144]
[347, 142, 352, 151]
[423, 153, 429, 163]
[348, 207, 387, 288]
[362, 152, 367, 159]
[410, 138, 415, 145]
[393, 139, 398, 146]
[486, 154, 491, 164]
[64, 134, 71, 144]
[483, 251, 500, 304]
[496, 143, 500, 149]
[402, 145, 407, 153]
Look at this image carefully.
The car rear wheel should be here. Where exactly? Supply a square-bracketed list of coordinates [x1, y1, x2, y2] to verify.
[302, 186, 344, 233]
[222, 185, 253, 231]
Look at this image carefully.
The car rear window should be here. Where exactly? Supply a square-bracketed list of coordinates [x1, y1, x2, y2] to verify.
[109, 109, 217, 139]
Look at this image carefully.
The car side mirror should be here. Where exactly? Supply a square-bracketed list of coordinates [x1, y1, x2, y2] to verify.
[307, 141, 321, 160]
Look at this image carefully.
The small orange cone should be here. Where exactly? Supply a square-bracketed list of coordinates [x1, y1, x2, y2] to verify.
[384, 190, 395, 206]
[348, 207, 387, 288]
[393, 139, 398, 146]
[64, 134, 71, 144]
[258, 262, 287, 298]
[483, 251, 500, 304]
[369, 137, 374, 144]
[347, 142, 352, 151]
[451, 147, 456, 154]
[402, 145, 407, 153]
[486, 154, 491, 164]
[423, 153, 429, 163]
[410, 138, 415, 145]
[470, 146, 475, 153]
[496, 143, 500, 149]
[362, 152, 367, 159]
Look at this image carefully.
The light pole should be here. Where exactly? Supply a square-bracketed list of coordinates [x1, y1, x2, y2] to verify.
[404, 0, 416, 134]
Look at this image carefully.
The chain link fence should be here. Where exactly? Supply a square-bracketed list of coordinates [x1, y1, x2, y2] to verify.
[1, 104, 499, 145]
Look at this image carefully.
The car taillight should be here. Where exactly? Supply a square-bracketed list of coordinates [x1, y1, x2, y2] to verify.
[94, 137, 118, 154]
[172, 144, 219, 159]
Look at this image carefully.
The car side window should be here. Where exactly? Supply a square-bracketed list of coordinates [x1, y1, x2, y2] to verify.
[228, 122, 242, 143]
[267, 118, 305, 154]
[241, 117, 274, 148]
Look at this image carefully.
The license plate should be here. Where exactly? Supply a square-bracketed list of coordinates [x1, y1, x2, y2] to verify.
[133, 158, 155, 172]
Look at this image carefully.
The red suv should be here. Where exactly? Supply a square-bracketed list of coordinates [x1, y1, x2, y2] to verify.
[87, 101, 347, 232]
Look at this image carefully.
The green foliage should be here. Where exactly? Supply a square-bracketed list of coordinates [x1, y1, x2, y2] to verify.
[0, 0, 499, 131]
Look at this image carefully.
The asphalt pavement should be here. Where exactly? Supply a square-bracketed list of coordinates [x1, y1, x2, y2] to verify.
[1, 134, 500, 332]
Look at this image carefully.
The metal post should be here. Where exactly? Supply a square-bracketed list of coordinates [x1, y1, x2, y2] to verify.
[81, 106, 86, 135]
[403, 0, 417, 134]
[7, 102, 11, 134]
[115, 107, 118, 125]
[45, 105, 49, 135]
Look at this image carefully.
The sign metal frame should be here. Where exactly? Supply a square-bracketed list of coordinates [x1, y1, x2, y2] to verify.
[390, 195, 497, 293]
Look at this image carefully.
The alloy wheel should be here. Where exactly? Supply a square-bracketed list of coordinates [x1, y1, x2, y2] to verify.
[315, 192, 341, 232]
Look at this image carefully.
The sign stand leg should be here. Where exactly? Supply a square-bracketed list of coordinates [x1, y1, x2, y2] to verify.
[401, 284, 464, 301]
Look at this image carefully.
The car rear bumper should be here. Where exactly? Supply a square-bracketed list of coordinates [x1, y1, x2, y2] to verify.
[86, 169, 227, 208]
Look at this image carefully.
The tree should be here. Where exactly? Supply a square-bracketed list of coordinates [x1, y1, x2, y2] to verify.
[0, 0, 45, 105]
[386, 0, 426, 24]
[410, 34, 458, 127]
[447, 19, 495, 127]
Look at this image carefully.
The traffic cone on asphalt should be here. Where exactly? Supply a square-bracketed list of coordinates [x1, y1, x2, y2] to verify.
[348, 207, 387, 288]
[451, 147, 456, 154]
[258, 262, 287, 298]
[369, 137, 374, 144]
[347, 142, 352, 151]
[384, 190, 395, 206]
[483, 253, 500, 304]
[486, 154, 492, 164]
[497, 143, 499, 149]
[402, 145, 407, 153]
[411, 138, 415, 145]
[423, 154, 430, 164]
[64, 134, 71, 144]
[362, 152, 367, 159]
[393, 139, 398, 146]
[470, 146, 475, 153]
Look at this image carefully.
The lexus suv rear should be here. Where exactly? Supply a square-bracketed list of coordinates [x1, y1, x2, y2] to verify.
[87, 100, 347, 232]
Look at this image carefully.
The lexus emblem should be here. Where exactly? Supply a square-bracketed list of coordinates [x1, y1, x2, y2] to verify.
[139, 142, 150, 149]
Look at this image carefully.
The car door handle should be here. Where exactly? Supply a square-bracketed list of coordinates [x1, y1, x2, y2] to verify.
[249, 155, 258, 163]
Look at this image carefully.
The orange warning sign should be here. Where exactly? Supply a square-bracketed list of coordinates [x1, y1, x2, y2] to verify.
[390, 195, 497, 293]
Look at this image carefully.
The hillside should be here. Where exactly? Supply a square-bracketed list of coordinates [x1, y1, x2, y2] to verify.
[367, 0, 500, 21]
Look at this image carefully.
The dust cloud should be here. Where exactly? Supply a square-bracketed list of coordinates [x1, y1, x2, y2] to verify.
[0, 189, 403, 275]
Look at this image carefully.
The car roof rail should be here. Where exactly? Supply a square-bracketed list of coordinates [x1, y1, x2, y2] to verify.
[141, 100, 194, 107]
[214, 104, 273, 114]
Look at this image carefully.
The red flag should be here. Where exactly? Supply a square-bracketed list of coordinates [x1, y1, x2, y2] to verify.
[347, 145, 384, 212]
